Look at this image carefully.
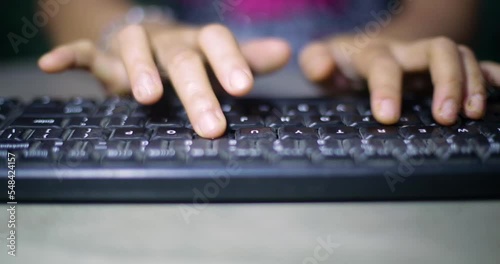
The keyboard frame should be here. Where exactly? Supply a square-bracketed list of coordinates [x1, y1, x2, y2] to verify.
[3, 163, 499, 203]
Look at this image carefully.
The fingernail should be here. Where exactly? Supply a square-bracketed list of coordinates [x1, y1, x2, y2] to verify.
[377, 99, 397, 122]
[440, 99, 458, 120]
[230, 69, 252, 91]
[467, 94, 485, 114]
[135, 72, 155, 99]
[198, 110, 224, 137]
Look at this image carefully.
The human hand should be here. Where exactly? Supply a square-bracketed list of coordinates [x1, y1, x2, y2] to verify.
[38, 23, 291, 138]
[300, 36, 487, 125]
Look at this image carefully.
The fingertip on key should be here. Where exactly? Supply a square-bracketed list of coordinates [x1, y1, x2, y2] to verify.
[196, 108, 227, 138]
[465, 94, 486, 119]
[437, 99, 459, 125]
[375, 99, 399, 124]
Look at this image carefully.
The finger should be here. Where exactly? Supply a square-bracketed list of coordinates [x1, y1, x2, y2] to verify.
[159, 46, 226, 138]
[428, 38, 464, 125]
[117, 25, 163, 105]
[299, 41, 336, 82]
[355, 48, 402, 124]
[198, 24, 253, 96]
[480, 61, 500, 86]
[241, 38, 292, 75]
[38, 40, 129, 93]
[458, 46, 486, 119]
[38, 40, 101, 72]
[391, 37, 464, 125]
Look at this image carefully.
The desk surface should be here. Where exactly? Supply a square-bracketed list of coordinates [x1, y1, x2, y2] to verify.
[0, 61, 499, 264]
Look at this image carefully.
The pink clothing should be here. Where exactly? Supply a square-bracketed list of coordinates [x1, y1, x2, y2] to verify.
[232, 0, 347, 19]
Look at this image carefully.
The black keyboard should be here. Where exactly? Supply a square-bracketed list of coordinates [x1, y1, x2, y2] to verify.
[1, 95, 499, 202]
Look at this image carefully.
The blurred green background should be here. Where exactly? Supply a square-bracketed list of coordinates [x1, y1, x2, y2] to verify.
[1, 0, 499, 62]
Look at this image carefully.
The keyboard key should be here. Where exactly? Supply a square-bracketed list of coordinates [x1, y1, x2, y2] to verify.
[217, 139, 263, 161]
[357, 103, 373, 116]
[0, 128, 26, 141]
[101, 96, 134, 107]
[480, 125, 500, 138]
[220, 103, 243, 116]
[10, 117, 64, 128]
[320, 139, 347, 155]
[66, 97, 96, 107]
[101, 141, 138, 163]
[385, 139, 407, 154]
[94, 104, 132, 116]
[319, 127, 359, 140]
[69, 128, 107, 140]
[131, 106, 152, 117]
[67, 117, 106, 128]
[184, 139, 222, 164]
[20, 140, 62, 162]
[110, 128, 148, 140]
[107, 117, 145, 128]
[27, 128, 64, 140]
[306, 115, 342, 128]
[20, 149, 53, 163]
[342, 138, 364, 154]
[323, 103, 358, 115]
[58, 141, 96, 166]
[0, 142, 30, 151]
[218, 139, 255, 152]
[22, 105, 92, 116]
[246, 103, 275, 116]
[469, 136, 491, 158]
[145, 140, 177, 159]
[294, 140, 318, 157]
[343, 115, 379, 127]
[62, 140, 92, 154]
[425, 138, 451, 154]
[364, 139, 386, 155]
[359, 127, 399, 139]
[405, 138, 430, 155]
[278, 127, 318, 140]
[267, 140, 310, 165]
[236, 127, 276, 140]
[30, 96, 63, 108]
[285, 103, 320, 116]
[400, 126, 442, 139]
[442, 126, 480, 138]
[397, 114, 422, 125]
[146, 116, 183, 128]
[227, 115, 263, 128]
[33, 140, 64, 152]
[152, 128, 192, 140]
[266, 115, 304, 127]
